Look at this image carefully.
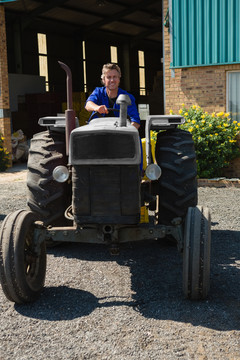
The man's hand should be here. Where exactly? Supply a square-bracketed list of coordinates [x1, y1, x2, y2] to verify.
[97, 105, 108, 114]
[85, 101, 108, 114]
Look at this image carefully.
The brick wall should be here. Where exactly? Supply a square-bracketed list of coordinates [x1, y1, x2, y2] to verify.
[0, 5, 11, 164]
[163, 0, 240, 115]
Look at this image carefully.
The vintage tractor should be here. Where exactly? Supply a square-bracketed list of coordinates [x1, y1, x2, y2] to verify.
[0, 63, 211, 304]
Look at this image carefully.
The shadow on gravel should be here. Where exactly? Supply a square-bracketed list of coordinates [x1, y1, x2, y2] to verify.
[129, 229, 240, 331]
[0, 214, 6, 221]
[15, 286, 99, 320]
[16, 286, 136, 321]
[15, 229, 240, 331]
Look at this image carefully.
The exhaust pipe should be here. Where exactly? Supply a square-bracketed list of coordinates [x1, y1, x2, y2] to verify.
[58, 61, 76, 155]
[116, 94, 131, 127]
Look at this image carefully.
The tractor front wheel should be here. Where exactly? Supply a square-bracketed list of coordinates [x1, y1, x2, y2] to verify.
[0, 210, 46, 303]
[183, 206, 211, 300]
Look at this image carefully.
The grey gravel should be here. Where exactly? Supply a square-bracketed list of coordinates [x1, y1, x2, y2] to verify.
[0, 172, 240, 360]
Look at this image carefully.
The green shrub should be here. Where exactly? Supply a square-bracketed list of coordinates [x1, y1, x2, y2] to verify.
[170, 105, 240, 178]
[0, 134, 10, 171]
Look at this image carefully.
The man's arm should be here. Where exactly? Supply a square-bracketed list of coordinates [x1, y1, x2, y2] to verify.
[127, 95, 141, 129]
[131, 122, 140, 129]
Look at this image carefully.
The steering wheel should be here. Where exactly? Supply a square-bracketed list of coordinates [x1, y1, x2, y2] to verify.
[88, 108, 120, 122]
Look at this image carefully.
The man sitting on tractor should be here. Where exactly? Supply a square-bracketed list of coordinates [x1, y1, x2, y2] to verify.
[85, 63, 141, 130]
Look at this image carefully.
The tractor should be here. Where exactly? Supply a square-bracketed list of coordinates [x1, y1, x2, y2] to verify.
[0, 62, 211, 304]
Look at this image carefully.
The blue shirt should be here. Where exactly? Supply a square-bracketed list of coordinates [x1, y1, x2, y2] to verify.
[86, 87, 141, 125]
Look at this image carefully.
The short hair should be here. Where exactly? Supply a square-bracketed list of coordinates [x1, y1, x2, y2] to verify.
[101, 63, 121, 84]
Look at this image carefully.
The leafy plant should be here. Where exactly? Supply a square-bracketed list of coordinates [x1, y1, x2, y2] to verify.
[0, 134, 10, 171]
[169, 105, 240, 178]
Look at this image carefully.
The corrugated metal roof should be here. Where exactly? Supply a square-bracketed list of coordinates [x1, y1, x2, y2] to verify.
[171, 0, 240, 68]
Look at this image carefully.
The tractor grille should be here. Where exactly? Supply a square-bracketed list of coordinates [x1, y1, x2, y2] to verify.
[72, 133, 135, 160]
[72, 165, 141, 224]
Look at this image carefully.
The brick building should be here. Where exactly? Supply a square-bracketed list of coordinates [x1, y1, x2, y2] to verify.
[162, 0, 240, 177]
[163, 0, 240, 117]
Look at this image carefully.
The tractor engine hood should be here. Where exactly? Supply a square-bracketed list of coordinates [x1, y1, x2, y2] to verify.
[69, 118, 141, 166]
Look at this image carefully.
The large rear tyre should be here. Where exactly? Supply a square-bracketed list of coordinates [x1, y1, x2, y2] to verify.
[183, 206, 211, 300]
[155, 129, 198, 225]
[27, 130, 71, 226]
[0, 210, 46, 304]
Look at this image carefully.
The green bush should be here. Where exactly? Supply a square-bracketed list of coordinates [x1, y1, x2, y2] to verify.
[0, 134, 10, 171]
[169, 105, 240, 178]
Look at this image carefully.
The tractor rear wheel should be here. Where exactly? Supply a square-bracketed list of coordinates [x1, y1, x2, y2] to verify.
[27, 130, 71, 226]
[155, 128, 198, 225]
[0, 210, 46, 303]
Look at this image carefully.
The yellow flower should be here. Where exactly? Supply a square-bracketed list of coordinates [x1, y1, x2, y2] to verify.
[217, 112, 224, 117]
[1, 136, 4, 141]
[187, 119, 191, 123]
[209, 124, 212, 127]
[224, 113, 230, 117]
[211, 112, 216, 117]
[184, 112, 188, 116]
[238, 123, 240, 127]
[201, 120, 206, 124]
[209, 134, 213, 137]
[223, 123, 228, 127]
[229, 139, 237, 143]
[188, 127, 193, 132]
[179, 109, 183, 114]
[205, 111, 208, 115]
[192, 105, 197, 109]
[201, 114, 205, 119]
[181, 103, 185, 107]
[233, 120, 237, 124]
[235, 126, 238, 130]
[198, 136, 201, 140]
[192, 120, 196, 124]
[169, 109, 173, 114]
[196, 125, 199, 129]
[215, 133, 218, 136]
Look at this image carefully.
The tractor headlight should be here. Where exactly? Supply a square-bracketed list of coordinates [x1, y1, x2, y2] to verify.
[53, 166, 69, 183]
[145, 164, 161, 181]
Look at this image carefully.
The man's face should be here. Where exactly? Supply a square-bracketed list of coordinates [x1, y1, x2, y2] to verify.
[103, 69, 120, 91]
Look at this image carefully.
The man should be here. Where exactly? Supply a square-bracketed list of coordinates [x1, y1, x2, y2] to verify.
[85, 63, 140, 129]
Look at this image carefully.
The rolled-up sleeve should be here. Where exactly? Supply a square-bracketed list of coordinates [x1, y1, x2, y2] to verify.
[86, 87, 105, 106]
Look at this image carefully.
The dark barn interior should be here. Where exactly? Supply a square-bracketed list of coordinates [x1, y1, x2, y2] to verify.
[4, 0, 163, 138]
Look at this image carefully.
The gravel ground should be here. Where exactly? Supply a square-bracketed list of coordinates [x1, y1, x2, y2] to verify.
[0, 169, 240, 360]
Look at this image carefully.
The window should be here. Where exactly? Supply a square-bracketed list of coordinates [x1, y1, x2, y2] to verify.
[110, 46, 118, 63]
[227, 71, 240, 122]
[37, 33, 49, 91]
[138, 50, 146, 96]
[82, 41, 87, 92]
